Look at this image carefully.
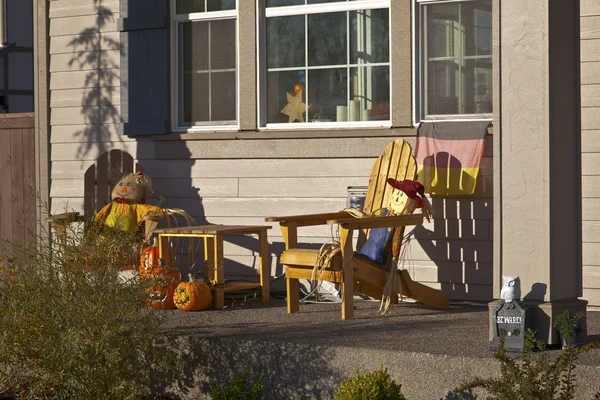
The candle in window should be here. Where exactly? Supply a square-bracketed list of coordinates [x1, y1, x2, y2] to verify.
[349, 100, 360, 121]
[336, 105, 348, 122]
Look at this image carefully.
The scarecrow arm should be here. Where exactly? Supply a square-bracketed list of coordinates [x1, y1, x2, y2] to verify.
[93, 203, 113, 223]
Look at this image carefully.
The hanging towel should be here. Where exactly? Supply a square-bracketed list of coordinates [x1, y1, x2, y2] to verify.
[415, 121, 490, 196]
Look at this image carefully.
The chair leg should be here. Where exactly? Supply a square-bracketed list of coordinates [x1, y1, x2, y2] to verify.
[286, 276, 300, 314]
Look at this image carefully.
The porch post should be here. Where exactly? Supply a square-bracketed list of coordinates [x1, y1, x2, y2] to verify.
[493, 0, 586, 344]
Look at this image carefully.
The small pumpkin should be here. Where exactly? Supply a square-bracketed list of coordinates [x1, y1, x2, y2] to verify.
[140, 238, 173, 278]
[173, 274, 212, 311]
[140, 238, 180, 309]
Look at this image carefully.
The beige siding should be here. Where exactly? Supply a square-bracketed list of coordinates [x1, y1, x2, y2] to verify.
[47, 0, 494, 303]
[49, 0, 119, 19]
[582, 9, 600, 305]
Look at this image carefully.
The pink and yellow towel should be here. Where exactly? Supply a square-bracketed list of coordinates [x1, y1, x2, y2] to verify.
[415, 121, 490, 196]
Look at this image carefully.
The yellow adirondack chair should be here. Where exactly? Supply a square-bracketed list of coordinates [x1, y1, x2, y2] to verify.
[266, 139, 449, 319]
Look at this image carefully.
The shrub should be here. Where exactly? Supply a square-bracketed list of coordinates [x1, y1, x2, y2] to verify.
[454, 325, 600, 400]
[333, 366, 406, 400]
[210, 371, 264, 400]
[0, 219, 181, 399]
[554, 310, 586, 348]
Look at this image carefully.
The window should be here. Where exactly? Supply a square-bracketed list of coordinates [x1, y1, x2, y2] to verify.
[171, 0, 237, 130]
[261, 0, 391, 128]
[415, 0, 492, 121]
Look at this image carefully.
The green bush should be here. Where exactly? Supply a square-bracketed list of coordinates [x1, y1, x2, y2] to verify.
[210, 371, 264, 400]
[0, 220, 181, 399]
[333, 366, 406, 400]
[454, 326, 600, 400]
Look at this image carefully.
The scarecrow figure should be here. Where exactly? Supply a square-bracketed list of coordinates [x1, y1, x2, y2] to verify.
[93, 172, 164, 238]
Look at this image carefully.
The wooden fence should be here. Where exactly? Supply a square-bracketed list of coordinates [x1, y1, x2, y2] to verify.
[0, 113, 36, 259]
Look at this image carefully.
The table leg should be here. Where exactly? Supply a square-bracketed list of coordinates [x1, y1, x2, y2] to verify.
[158, 235, 171, 265]
[213, 233, 225, 309]
[258, 231, 270, 302]
[204, 236, 214, 284]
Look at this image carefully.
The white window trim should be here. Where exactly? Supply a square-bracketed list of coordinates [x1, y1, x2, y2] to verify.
[412, 0, 494, 125]
[258, 0, 392, 130]
[169, 0, 241, 133]
[0, 0, 7, 48]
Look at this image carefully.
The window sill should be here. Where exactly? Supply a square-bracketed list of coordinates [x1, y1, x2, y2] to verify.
[148, 125, 418, 141]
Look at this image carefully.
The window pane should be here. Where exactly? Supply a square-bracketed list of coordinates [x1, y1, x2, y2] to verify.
[426, 57, 491, 115]
[350, 8, 389, 64]
[211, 19, 236, 69]
[176, 0, 205, 13]
[207, 0, 236, 11]
[307, 68, 347, 121]
[466, 58, 492, 113]
[308, 12, 346, 66]
[177, 0, 236, 13]
[308, 0, 350, 4]
[211, 72, 236, 120]
[423, 1, 492, 117]
[267, 70, 307, 123]
[266, 0, 304, 6]
[267, 15, 305, 68]
[463, 1, 492, 57]
[182, 72, 209, 124]
[178, 19, 237, 125]
[265, 4, 391, 125]
[350, 65, 389, 121]
[427, 3, 459, 59]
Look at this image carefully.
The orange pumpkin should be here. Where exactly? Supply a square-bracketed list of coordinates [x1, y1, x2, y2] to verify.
[140, 239, 179, 309]
[173, 274, 212, 311]
[140, 238, 173, 278]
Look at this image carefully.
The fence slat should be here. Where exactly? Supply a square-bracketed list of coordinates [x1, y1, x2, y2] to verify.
[0, 114, 36, 258]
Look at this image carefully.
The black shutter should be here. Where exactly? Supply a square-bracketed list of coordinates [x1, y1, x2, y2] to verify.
[118, 0, 169, 136]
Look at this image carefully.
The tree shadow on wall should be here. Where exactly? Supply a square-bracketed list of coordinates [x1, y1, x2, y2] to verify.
[67, 0, 121, 159]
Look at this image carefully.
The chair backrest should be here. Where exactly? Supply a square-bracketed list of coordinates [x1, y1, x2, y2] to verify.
[83, 150, 143, 219]
[362, 139, 417, 216]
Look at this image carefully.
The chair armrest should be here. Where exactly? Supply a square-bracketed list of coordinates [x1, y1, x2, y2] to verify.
[327, 214, 424, 230]
[265, 211, 352, 227]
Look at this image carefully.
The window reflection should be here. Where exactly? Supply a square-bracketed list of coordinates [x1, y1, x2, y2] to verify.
[265, 6, 390, 124]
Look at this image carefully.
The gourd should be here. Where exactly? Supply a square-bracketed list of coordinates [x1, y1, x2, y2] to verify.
[140, 239, 180, 310]
[173, 274, 212, 311]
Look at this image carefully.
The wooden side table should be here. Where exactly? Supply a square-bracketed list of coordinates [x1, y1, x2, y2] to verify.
[153, 225, 271, 309]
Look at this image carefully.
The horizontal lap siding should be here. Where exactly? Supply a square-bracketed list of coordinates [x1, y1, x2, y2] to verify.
[47, 1, 495, 301]
[582, 8, 600, 306]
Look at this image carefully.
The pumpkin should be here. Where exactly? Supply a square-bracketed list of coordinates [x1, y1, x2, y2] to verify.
[173, 274, 212, 311]
[140, 238, 179, 309]
[140, 238, 173, 278]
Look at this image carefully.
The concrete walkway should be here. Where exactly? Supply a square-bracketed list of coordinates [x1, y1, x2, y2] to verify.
[163, 299, 600, 400]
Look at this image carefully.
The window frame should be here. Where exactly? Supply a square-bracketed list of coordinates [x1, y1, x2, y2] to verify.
[413, 0, 494, 124]
[258, 0, 393, 130]
[169, 0, 240, 132]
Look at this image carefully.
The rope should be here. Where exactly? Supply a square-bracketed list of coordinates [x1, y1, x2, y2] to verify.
[305, 207, 379, 303]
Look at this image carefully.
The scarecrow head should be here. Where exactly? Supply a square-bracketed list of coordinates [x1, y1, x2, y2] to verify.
[111, 172, 152, 204]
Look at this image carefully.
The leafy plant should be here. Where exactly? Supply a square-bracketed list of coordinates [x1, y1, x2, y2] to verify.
[554, 311, 586, 348]
[454, 327, 600, 400]
[210, 370, 264, 400]
[0, 218, 182, 399]
[333, 366, 406, 400]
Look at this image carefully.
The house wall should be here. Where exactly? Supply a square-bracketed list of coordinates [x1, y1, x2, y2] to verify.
[48, 0, 495, 303]
[0, 0, 34, 113]
[581, 0, 600, 306]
